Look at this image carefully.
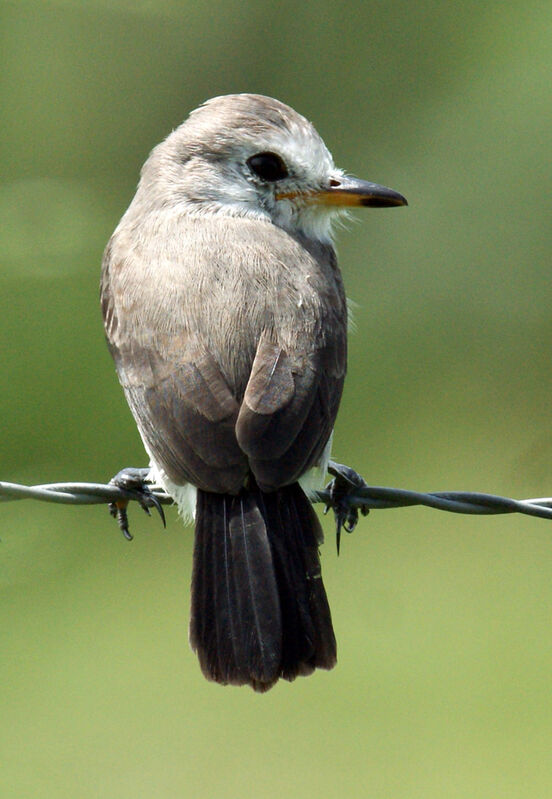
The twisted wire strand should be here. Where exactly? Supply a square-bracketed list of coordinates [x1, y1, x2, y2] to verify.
[315, 486, 552, 520]
[1, 477, 552, 520]
[0, 481, 171, 506]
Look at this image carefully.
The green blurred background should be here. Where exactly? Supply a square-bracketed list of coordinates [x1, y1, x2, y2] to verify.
[1, 1, 552, 796]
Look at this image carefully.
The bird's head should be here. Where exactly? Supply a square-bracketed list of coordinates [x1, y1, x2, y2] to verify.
[137, 93, 407, 242]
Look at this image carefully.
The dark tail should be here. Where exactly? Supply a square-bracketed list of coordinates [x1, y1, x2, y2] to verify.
[189, 481, 336, 692]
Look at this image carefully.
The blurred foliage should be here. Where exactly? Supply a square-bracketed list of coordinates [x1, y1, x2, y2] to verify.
[1, 1, 552, 797]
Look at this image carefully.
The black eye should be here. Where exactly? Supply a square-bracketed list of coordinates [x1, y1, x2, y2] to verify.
[247, 152, 289, 182]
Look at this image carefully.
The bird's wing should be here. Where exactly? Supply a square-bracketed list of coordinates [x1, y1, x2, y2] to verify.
[235, 329, 345, 491]
[104, 321, 343, 495]
[101, 258, 248, 495]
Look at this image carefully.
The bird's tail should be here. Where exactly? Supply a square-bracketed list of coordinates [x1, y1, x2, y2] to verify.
[189, 480, 336, 692]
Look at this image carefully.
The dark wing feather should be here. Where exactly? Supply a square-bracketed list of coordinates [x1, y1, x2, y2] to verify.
[101, 260, 248, 494]
[121, 346, 247, 492]
[236, 331, 345, 491]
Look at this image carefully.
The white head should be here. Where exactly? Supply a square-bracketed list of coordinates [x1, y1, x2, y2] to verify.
[135, 94, 406, 243]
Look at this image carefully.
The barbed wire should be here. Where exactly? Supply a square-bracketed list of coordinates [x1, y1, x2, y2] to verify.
[0, 479, 172, 506]
[2, 462, 552, 548]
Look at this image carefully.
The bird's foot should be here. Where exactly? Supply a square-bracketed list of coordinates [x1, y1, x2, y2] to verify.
[323, 461, 370, 554]
[108, 467, 167, 540]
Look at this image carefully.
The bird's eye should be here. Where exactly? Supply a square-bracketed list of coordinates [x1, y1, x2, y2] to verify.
[247, 152, 289, 182]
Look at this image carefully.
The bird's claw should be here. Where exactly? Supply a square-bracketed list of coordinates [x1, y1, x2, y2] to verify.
[109, 500, 133, 540]
[324, 461, 370, 554]
[108, 467, 167, 540]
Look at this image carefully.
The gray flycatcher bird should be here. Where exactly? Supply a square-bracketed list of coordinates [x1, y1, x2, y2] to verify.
[101, 94, 406, 692]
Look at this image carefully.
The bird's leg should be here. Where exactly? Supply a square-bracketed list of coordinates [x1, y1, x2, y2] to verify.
[323, 461, 370, 554]
[108, 467, 167, 540]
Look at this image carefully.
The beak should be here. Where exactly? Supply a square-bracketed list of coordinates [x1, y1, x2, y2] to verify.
[315, 175, 408, 208]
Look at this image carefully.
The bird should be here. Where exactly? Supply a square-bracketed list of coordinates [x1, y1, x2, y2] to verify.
[100, 93, 407, 691]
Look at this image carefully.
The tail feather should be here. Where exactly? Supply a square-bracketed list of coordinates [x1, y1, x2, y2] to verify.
[190, 481, 336, 692]
[227, 494, 282, 684]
